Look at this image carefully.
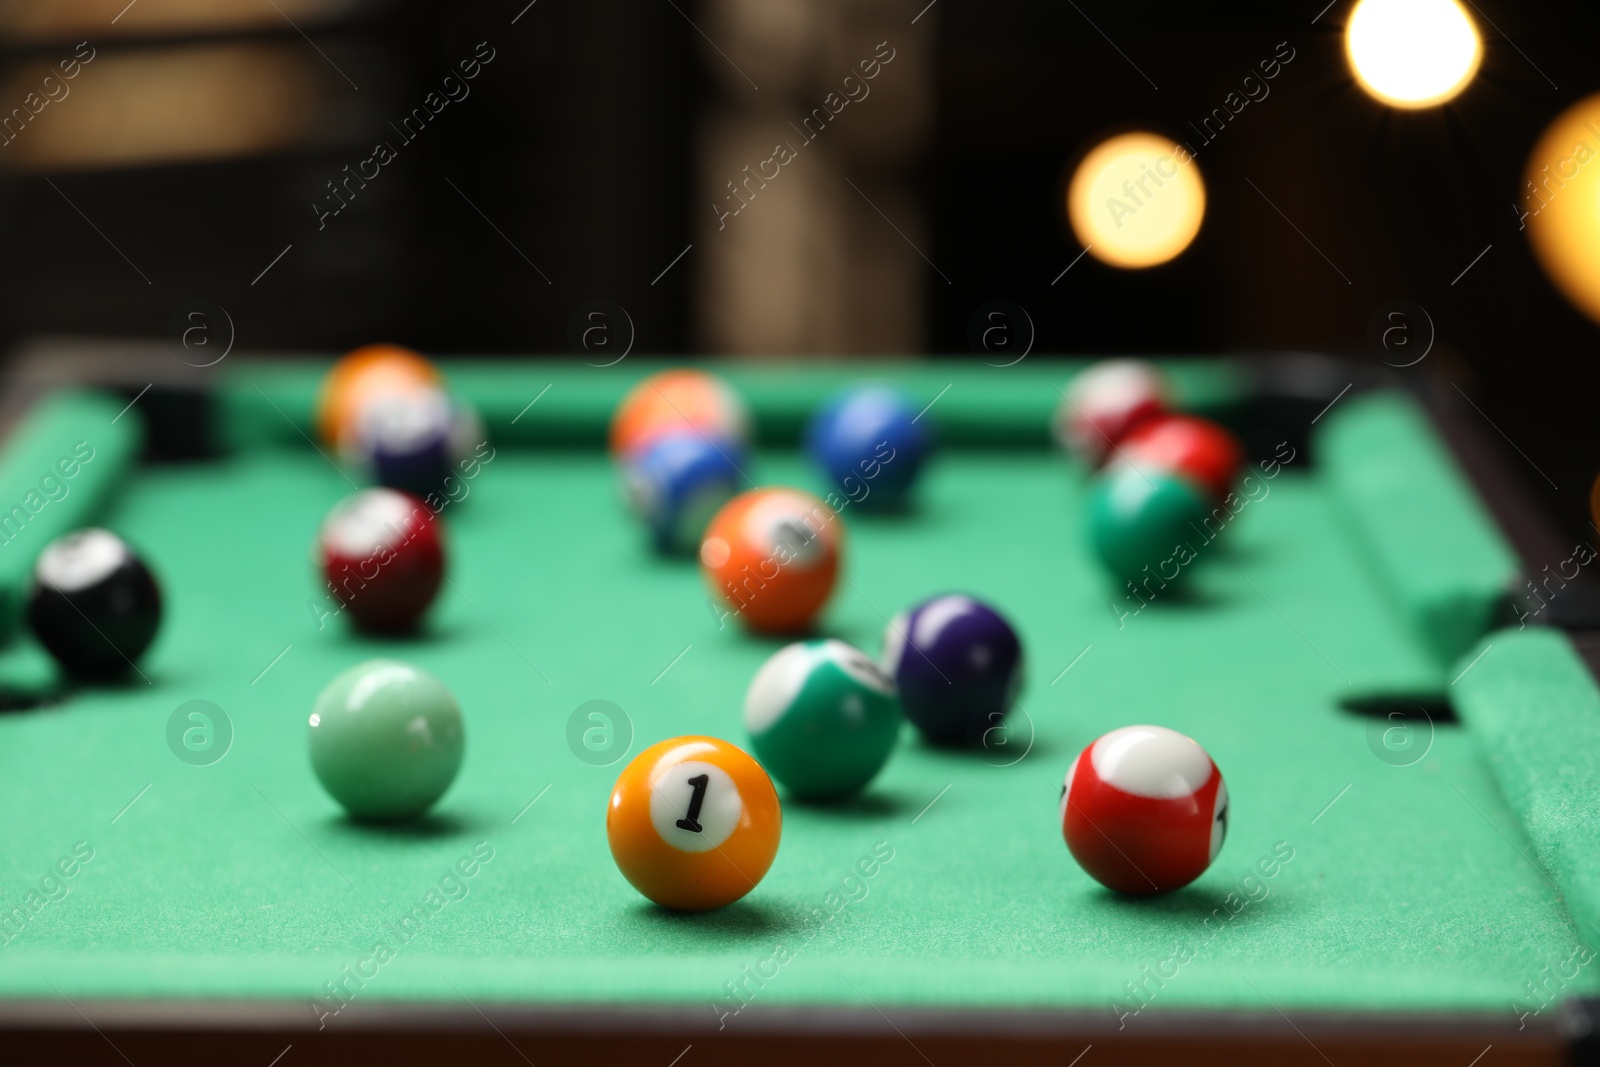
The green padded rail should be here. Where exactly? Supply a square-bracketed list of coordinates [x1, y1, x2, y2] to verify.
[219, 358, 1251, 449]
[0, 391, 142, 645]
[1452, 629, 1600, 943]
[1316, 392, 1519, 668]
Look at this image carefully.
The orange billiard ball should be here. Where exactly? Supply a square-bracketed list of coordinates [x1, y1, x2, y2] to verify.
[609, 368, 749, 457]
[700, 487, 842, 633]
[317, 344, 441, 453]
[607, 736, 782, 911]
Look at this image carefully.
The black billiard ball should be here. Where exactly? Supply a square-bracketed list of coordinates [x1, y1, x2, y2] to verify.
[27, 528, 163, 680]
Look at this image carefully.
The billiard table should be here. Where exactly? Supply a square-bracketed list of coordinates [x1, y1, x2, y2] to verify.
[2, 351, 1599, 1066]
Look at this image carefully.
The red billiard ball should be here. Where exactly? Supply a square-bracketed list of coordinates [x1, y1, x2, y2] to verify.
[1054, 360, 1168, 468]
[317, 488, 445, 633]
[1060, 725, 1227, 895]
[1112, 414, 1244, 504]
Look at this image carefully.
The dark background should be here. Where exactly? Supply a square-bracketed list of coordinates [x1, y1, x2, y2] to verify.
[0, 0, 1594, 543]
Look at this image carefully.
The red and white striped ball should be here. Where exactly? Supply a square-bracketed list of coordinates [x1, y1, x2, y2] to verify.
[1053, 360, 1168, 467]
[1111, 414, 1244, 505]
[1060, 725, 1227, 895]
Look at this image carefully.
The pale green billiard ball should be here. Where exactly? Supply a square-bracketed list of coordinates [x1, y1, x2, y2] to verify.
[743, 639, 900, 801]
[308, 659, 464, 820]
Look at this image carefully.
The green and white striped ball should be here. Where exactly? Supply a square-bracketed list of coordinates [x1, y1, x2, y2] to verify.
[743, 639, 901, 801]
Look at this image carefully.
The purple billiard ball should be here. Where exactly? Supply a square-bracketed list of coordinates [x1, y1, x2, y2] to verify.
[357, 387, 480, 499]
[882, 594, 1024, 746]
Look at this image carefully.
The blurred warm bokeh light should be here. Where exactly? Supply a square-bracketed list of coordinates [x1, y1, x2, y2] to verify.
[1345, 0, 1481, 109]
[0, 45, 320, 172]
[1524, 93, 1600, 326]
[1067, 132, 1205, 269]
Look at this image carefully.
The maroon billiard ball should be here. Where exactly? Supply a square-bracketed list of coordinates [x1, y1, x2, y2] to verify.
[1060, 725, 1227, 895]
[317, 488, 444, 632]
[1054, 360, 1168, 468]
[1111, 414, 1244, 504]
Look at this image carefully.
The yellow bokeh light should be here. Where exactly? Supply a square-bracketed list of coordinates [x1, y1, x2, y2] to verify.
[1346, 0, 1481, 109]
[1524, 93, 1600, 325]
[1066, 132, 1205, 269]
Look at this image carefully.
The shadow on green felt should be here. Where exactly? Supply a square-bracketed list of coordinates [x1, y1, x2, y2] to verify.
[38, 668, 181, 702]
[629, 545, 699, 573]
[1089, 878, 1290, 927]
[721, 622, 870, 654]
[0, 688, 61, 715]
[1099, 578, 1231, 613]
[322, 809, 493, 842]
[335, 618, 474, 650]
[906, 729, 1063, 767]
[618, 898, 806, 943]
[799, 621, 890, 654]
[1208, 532, 1268, 565]
[839, 494, 929, 524]
[783, 789, 919, 821]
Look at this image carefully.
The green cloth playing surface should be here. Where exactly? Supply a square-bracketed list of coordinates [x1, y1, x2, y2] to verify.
[0, 362, 1587, 1026]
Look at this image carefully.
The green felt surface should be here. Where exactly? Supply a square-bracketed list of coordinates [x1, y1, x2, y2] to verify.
[1317, 393, 1519, 667]
[0, 369, 1590, 1021]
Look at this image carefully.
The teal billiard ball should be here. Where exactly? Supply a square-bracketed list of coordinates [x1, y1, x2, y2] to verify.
[743, 639, 900, 801]
[1085, 464, 1212, 585]
[308, 659, 464, 820]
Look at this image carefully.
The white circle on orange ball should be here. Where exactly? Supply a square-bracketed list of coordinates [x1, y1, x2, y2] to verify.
[648, 760, 742, 852]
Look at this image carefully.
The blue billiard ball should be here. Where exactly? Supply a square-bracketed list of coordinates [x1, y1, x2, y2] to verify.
[806, 386, 931, 508]
[624, 431, 748, 554]
[883, 594, 1023, 747]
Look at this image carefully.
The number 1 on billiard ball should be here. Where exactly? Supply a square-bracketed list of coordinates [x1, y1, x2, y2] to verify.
[675, 773, 709, 833]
